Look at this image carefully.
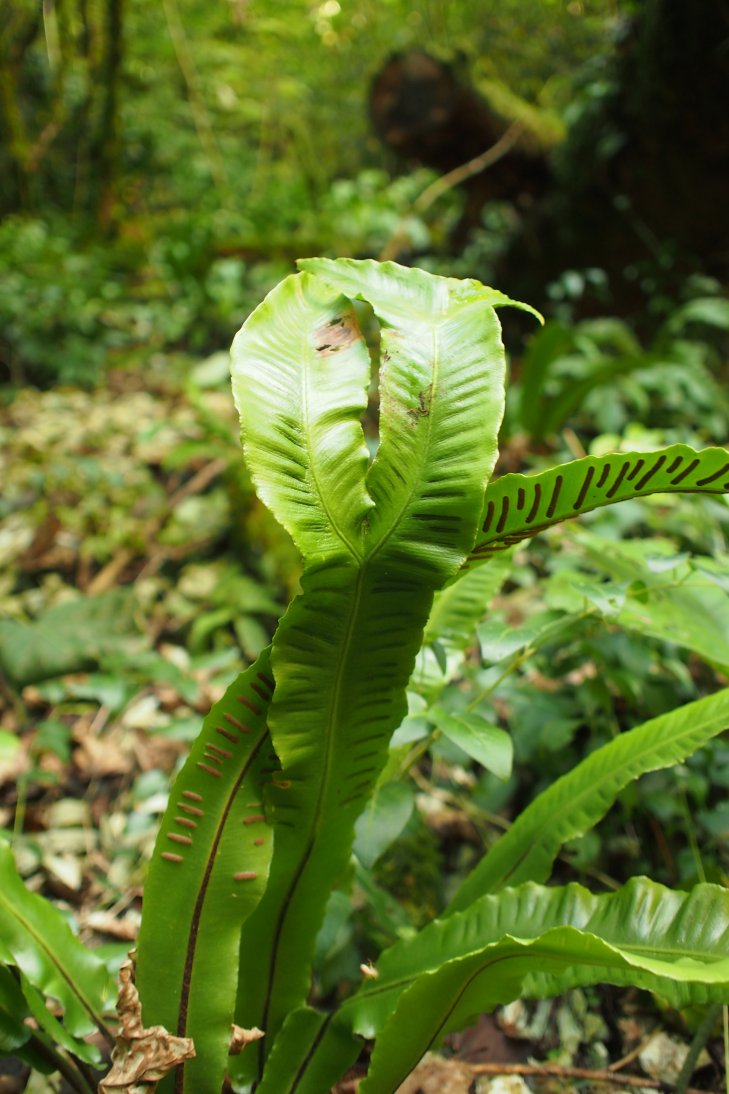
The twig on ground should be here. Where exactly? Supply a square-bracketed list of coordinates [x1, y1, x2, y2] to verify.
[468, 1060, 708, 1092]
[86, 458, 227, 594]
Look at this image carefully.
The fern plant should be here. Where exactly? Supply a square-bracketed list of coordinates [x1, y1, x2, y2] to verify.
[3, 259, 728, 1092]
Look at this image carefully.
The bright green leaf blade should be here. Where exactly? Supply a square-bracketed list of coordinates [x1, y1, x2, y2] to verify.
[354, 879, 729, 1092]
[412, 554, 514, 698]
[449, 687, 729, 909]
[353, 781, 415, 869]
[234, 562, 434, 1081]
[431, 706, 512, 780]
[232, 260, 518, 1081]
[254, 1007, 361, 1094]
[0, 842, 113, 1049]
[464, 445, 729, 571]
[231, 271, 373, 562]
[561, 531, 729, 670]
[19, 971, 102, 1066]
[136, 649, 276, 1094]
[300, 258, 508, 582]
[426, 555, 513, 646]
[351, 879, 729, 1040]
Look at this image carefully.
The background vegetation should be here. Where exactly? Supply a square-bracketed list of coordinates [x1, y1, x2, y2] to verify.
[1, 0, 729, 1088]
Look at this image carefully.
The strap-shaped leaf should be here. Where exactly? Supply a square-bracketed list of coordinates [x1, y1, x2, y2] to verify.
[231, 261, 519, 1082]
[135, 649, 276, 1093]
[300, 258, 511, 582]
[254, 1007, 360, 1094]
[0, 842, 113, 1057]
[234, 562, 435, 1083]
[353, 879, 729, 1093]
[448, 686, 729, 909]
[231, 272, 373, 562]
[412, 555, 513, 700]
[463, 444, 729, 570]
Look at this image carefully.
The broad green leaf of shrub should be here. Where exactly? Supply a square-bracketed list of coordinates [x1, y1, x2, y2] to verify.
[559, 530, 729, 670]
[429, 706, 512, 780]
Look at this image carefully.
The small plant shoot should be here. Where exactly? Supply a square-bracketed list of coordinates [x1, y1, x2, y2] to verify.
[2, 260, 728, 1092]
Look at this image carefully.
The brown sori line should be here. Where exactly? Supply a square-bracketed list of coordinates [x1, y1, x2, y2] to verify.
[168, 833, 193, 846]
[696, 461, 729, 487]
[495, 495, 510, 534]
[182, 790, 203, 802]
[250, 682, 269, 701]
[216, 727, 239, 743]
[670, 457, 700, 484]
[546, 474, 563, 519]
[196, 762, 222, 778]
[175, 817, 198, 829]
[202, 753, 224, 766]
[574, 465, 595, 509]
[224, 712, 251, 734]
[162, 852, 184, 863]
[179, 804, 204, 817]
[626, 458, 645, 482]
[206, 743, 232, 760]
[243, 814, 266, 825]
[634, 454, 667, 491]
[253, 837, 265, 846]
[234, 871, 258, 881]
[597, 463, 611, 488]
[526, 482, 542, 524]
[666, 455, 683, 474]
[482, 499, 495, 533]
[238, 696, 263, 717]
[174, 726, 270, 1068]
[605, 460, 630, 499]
[516, 487, 526, 510]
[257, 672, 275, 691]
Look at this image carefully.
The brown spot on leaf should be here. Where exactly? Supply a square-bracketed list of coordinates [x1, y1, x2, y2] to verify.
[406, 384, 433, 422]
[314, 311, 359, 355]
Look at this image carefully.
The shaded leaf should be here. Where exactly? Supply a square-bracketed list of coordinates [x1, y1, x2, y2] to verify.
[449, 687, 729, 908]
[430, 706, 512, 781]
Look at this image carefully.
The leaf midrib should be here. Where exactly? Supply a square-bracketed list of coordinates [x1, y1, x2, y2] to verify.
[364, 326, 440, 565]
[257, 563, 366, 1061]
[296, 277, 364, 564]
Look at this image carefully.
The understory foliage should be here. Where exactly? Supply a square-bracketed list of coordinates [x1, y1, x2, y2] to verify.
[1, 260, 729, 1093]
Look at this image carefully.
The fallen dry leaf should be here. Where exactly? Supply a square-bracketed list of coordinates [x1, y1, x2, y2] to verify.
[99, 955, 195, 1093]
[229, 1024, 265, 1055]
